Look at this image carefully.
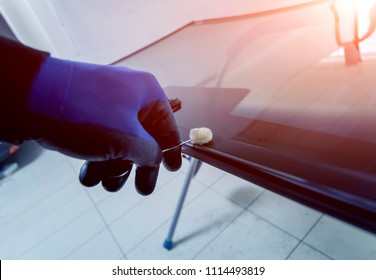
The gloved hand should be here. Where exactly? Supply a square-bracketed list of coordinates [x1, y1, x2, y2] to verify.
[27, 56, 182, 195]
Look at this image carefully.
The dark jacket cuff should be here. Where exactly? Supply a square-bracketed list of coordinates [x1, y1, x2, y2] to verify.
[0, 36, 49, 144]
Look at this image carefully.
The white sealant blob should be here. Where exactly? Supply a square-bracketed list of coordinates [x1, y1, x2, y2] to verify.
[189, 127, 213, 145]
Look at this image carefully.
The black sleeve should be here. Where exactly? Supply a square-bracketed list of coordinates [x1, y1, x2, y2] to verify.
[0, 36, 49, 144]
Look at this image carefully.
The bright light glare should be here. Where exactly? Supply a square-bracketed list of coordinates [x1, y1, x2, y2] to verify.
[334, 0, 376, 12]
[334, 0, 376, 33]
[353, 0, 376, 42]
[332, 0, 376, 55]
[334, 0, 355, 13]
[354, 0, 376, 13]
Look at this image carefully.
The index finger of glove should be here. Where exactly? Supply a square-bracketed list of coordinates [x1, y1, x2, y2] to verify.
[139, 99, 182, 171]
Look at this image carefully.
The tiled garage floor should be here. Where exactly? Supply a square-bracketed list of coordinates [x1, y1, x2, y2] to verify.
[1, 148, 375, 260]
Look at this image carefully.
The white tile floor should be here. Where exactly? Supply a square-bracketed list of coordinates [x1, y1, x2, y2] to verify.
[0, 148, 375, 260]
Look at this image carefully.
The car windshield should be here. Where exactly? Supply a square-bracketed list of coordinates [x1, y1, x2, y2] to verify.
[117, 0, 376, 198]
[120, 1, 376, 140]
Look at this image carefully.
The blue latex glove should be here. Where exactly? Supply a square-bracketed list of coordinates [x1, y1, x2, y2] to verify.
[28, 57, 181, 194]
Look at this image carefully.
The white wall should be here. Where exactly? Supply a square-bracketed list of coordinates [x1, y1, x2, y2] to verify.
[0, 0, 318, 64]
